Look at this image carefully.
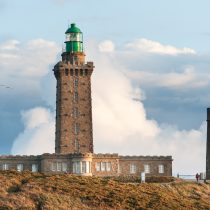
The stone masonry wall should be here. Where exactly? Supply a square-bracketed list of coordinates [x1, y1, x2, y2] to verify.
[54, 53, 94, 154]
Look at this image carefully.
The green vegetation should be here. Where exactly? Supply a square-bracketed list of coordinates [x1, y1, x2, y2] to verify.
[0, 171, 210, 209]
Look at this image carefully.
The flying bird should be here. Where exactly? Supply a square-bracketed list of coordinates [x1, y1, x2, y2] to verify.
[0, 84, 13, 89]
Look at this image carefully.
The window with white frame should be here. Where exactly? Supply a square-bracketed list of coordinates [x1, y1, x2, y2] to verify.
[51, 162, 57, 171]
[82, 161, 86, 173]
[51, 162, 67, 172]
[106, 162, 111, 171]
[144, 164, 150, 173]
[32, 164, 38, 172]
[73, 161, 81, 174]
[101, 162, 106, 171]
[72, 161, 91, 174]
[95, 162, 112, 172]
[17, 164, 23, 172]
[87, 162, 91, 173]
[96, 162, 100, 171]
[158, 164, 164, 174]
[2, 163, 8, 170]
[62, 163, 67, 172]
[130, 163, 137, 174]
[57, 162, 62, 171]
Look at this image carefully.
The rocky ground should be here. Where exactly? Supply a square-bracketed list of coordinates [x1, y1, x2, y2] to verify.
[0, 171, 210, 210]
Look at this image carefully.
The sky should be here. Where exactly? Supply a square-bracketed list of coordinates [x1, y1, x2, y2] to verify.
[0, 0, 210, 175]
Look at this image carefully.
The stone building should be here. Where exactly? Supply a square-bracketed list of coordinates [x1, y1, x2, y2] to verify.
[206, 108, 210, 179]
[0, 23, 172, 177]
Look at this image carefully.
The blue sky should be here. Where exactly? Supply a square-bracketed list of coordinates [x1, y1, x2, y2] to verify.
[1, 0, 210, 174]
[1, 0, 210, 51]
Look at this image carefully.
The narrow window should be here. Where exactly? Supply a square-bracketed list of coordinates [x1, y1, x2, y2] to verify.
[70, 69, 73, 76]
[74, 161, 80, 173]
[32, 164, 38, 172]
[75, 69, 78, 76]
[74, 139, 80, 152]
[101, 162, 106, 171]
[65, 68, 68, 76]
[17, 164, 23, 172]
[74, 92, 78, 103]
[74, 123, 80, 135]
[73, 107, 79, 118]
[144, 164, 150, 173]
[106, 162, 111, 171]
[130, 163, 136, 174]
[86, 162, 91, 173]
[82, 161, 86, 173]
[62, 163, 67, 172]
[51, 162, 56, 171]
[73, 162, 76, 173]
[85, 69, 88, 76]
[96, 162, 101, 171]
[74, 78, 78, 87]
[57, 162, 62, 171]
[158, 164, 164, 174]
[2, 163, 8, 170]
[80, 69, 83, 76]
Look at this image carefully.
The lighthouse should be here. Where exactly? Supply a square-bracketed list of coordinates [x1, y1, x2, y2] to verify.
[53, 23, 94, 154]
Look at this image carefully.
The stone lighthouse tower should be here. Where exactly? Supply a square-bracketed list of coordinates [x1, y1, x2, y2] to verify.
[53, 23, 94, 154]
[206, 108, 210, 179]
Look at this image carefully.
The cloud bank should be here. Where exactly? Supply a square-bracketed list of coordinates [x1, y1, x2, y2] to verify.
[2, 38, 208, 174]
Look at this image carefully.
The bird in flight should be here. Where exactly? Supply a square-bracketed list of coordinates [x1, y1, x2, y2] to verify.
[0, 84, 13, 89]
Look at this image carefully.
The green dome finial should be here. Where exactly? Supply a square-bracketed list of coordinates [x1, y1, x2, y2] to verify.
[65, 23, 82, 34]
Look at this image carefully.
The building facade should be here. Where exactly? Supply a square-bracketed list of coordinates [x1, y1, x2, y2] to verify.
[0, 24, 173, 177]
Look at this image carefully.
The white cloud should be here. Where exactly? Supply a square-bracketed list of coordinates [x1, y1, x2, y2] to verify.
[11, 107, 55, 155]
[0, 40, 20, 50]
[128, 66, 210, 89]
[0, 38, 59, 79]
[7, 38, 208, 175]
[126, 38, 196, 55]
[90, 46, 206, 174]
[98, 40, 115, 52]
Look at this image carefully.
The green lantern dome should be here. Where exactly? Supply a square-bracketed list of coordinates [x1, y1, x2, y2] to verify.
[65, 23, 81, 34]
[65, 23, 83, 53]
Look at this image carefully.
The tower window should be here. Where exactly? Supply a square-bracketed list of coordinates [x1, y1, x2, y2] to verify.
[74, 78, 78, 87]
[74, 92, 78, 103]
[70, 69, 73, 76]
[65, 69, 68, 76]
[74, 139, 80, 152]
[73, 107, 79, 118]
[74, 123, 80, 134]
[85, 69, 88, 76]
[80, 69, 83, 76]
[75, 69, 78, 76]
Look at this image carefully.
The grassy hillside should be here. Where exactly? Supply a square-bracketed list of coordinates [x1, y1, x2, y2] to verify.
[0, 171, 210, 210]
